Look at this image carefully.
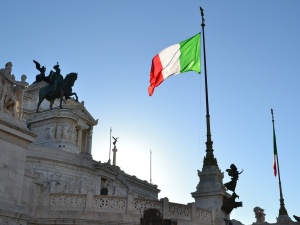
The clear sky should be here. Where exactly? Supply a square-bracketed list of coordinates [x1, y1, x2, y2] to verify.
[2, 1, 300, 224]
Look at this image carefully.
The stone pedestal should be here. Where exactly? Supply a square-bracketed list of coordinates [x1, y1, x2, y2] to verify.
[26, 109, 79, 153]
[276, 214, 293, 225]
[0, 113, 36, 206]
[191, 165, 228, 225]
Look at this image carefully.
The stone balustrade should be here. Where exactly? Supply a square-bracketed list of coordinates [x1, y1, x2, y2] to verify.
[49, 193, 212, 225]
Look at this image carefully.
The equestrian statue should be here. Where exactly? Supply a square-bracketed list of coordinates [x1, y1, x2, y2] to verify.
[36, 62, 78, 113]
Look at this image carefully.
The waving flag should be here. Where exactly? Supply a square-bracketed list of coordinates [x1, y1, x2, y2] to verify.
[148, 33, 201, 96]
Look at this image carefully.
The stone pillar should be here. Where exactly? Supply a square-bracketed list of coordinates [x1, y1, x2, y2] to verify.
[85, 191, 94, 211]
[95, 175, 101, 195]
[191, 166, 228, 225]
[126, 192, 135, 214]
[112, 146, 117, 166]
[161, 197, 170, 219]
[189, 202, 196, 222]
[86, 127, 93, 155]
[77, 127, 83, 151]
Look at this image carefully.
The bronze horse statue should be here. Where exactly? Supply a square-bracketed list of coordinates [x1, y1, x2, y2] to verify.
[36, 72, 78, 112]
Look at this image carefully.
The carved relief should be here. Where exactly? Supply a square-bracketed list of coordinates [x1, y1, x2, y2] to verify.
[35, 171, 49, 191]
[0, 217, 26, 225]
[62, 123, 70, 140]
[70, 126, 77, 142]
[49, 173, 61, 193]
[127, 180, 157, 198]
[113, 183, 127, 197]
[56, 124, 63, 139]
[33, 171, 94, 195]
[78, 177, 94, 194]
[46, 124, 55, 140]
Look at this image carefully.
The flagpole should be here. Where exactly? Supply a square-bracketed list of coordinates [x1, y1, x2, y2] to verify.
[200, 7, 217, 167]
[109, 127, 112, 163]
[271, 109, 288, 217]
[150, 150, 152, 184]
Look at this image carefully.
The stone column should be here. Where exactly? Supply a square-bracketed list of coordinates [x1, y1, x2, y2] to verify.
[112, 146, 117, 166]
[86, 127, 93, 155]
[77, 127, 83, 151]
[95, 175, 101, 195]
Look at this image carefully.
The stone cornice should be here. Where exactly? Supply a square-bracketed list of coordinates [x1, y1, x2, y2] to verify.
[0, 115, 36, 145]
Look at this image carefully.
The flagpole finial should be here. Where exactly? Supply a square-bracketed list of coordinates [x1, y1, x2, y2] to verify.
[271, 108, 274, 122]
[200, 7, 204, 15]
[200, 7, 205, 27]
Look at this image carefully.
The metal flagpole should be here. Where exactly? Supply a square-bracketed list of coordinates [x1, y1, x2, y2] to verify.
[200, 7, 217, 167]
[150, 150, 152, 184]
[271, 109, 288, 217]
[109, 127, 112, 163]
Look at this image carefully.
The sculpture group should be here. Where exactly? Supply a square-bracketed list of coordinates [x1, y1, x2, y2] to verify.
[0, 62, 28, 118]
[221, 164, 243, 215]
[0, 60, 79, 117]
[33, 60, 78, 112]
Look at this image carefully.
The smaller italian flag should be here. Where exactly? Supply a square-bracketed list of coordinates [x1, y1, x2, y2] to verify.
[273, 122, 278, 177]
[148, 33, 201, 96]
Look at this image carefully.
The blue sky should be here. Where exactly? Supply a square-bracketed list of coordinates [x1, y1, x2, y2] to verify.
[2, 1, 300, 224]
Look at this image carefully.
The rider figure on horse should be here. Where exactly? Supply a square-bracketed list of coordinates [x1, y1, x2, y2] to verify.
[48, 63, 63, 95]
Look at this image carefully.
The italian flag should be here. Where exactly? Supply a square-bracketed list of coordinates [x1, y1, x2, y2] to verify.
[148, 33, 201, 96]
[273, 122, 278, 177]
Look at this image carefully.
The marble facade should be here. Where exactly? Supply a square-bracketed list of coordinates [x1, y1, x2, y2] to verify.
[0, 71, 213, 225]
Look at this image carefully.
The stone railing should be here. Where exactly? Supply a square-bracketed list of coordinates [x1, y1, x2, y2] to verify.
[49, 193, 212, 225]
[50, 194, 86, 208]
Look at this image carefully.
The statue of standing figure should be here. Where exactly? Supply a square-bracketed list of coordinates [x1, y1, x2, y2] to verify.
[0, 62, 28, 118]
[224, 164, 243, 192]
[253, 207, 266, 224]
[222, 164, 243, 215]
[13, 74, 29, 118]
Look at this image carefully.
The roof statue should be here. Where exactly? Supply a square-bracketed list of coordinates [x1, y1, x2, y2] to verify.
[224, 163, 243, 193]
[222, 164, 243, 215]
[112, 136, 119, 147]
[253, 207, 266, 224]
[0, 62, 29, 118]
[36, 62, 78, 112]
[32, 60, 46, 84]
